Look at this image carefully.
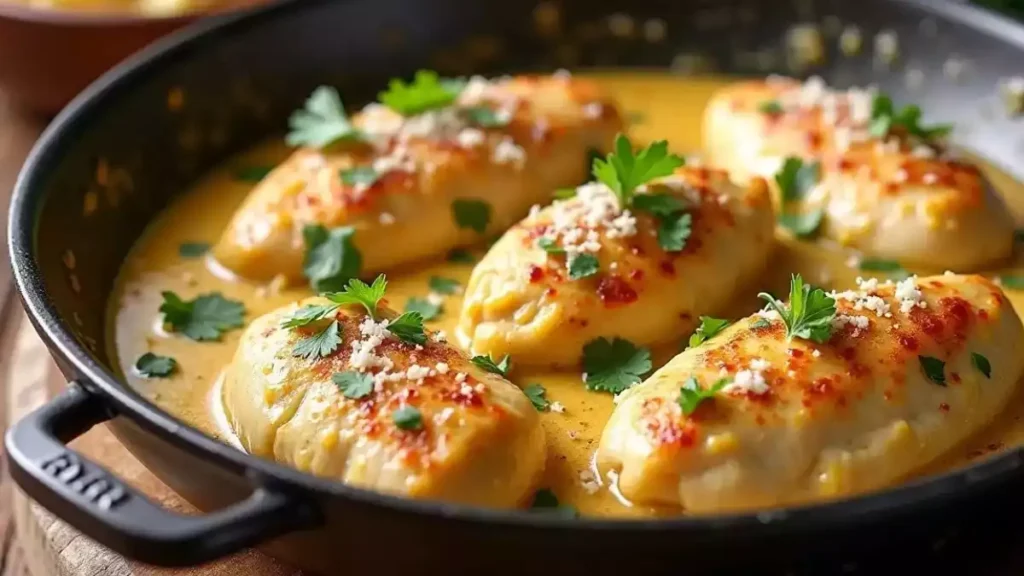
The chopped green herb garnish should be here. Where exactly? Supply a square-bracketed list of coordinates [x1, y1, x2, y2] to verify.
[324, 275, 387, 319]
[234, 166, 273, 183]
[428, 276, 460, 295]
[774, 157, 820, 204]
[524, 383, 550, 411]
[379, 70, 463, 116]
[568, 254, 600, 280]
[281, 303, 339, 328]
[471, 354, 512, 377]
[971, 352, 991, 379]
[387, 312, 427, 345]
[859, 259, 910, 279]
[593, 134, 685, 208]
[178, 242, 210, 259]
[678, 377, 729, 416]
[870, 93, 952, 142]
[999, 275, 1024, 289]
[582, 337, 651, 394]
[302, 224, 362, 292]
[292, 320, 342, 360]
[778, 209, 824, 238]
[688, 316, 731, 348]
[446, 248, 476, 264]
[463, 106, 510, 127]
[759, 100, 784, 115]
[758, 274, 836, 343]
[340, 166, 380, 188]
[134, 353, 177, 378]
[553, 187, 577, 200]
[333, 371, 374, 399]
[537, 237, 566, 255]
[160, 292, 245, 342]
[392, 405, 424, 430]
[632, 193, 687, 217]
[452, 198, 492, 234]
[750, 318, 771, 329]
[404, 298, 442, 321]
[530, 488, 579, 518]
[286, 86, 362, 148]
[919, 355, 947, 386]
[656, 212, 693, 252]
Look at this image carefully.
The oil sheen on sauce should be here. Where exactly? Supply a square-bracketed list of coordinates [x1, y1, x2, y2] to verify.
[108, 73, 1024, 518]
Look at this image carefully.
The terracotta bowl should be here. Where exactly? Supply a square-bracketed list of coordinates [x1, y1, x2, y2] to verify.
[0, 1, 263, 115]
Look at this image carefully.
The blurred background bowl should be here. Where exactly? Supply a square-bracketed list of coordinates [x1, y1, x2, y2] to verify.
[0, 0, 267, 115]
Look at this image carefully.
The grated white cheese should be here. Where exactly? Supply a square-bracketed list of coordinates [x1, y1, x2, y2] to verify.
[833, 313, 869, 336]
[378, 212, 396, 225]
[582, 102, 605, 119]
[492, 137, 526, 167]
[724, 361, 770, 396]
[549, 401, 566, 413]
[895, 275, 926, 313]
[456, 128, 486, 149]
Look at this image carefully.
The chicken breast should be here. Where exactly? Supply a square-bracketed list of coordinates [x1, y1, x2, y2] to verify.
[456, 166, 775, 368]
[214, 73, 622, 282]
[598, 274, 1024, 513]
[222, 297, 546, 507]
[703, 77, 1014, 270]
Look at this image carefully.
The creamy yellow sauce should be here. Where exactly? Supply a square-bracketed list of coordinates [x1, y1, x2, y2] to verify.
[109, 73, 1024, 517]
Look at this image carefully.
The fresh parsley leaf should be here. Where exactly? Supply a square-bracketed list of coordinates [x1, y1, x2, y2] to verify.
[592, 134, 685, 207]
[870, 93, 952, 142]
[530, 489, 579, 517]
[287, 86, 362, 148]
[999, 275, 1024, 289]
[404, 298, 441, 321]
[553, 187, 577, 200]
[160, 292, 245, 342]
[759, 100, 784, 115]
[471, 354, 511, 377]
[778, 209, 824, 238]
[568, 254, 599, 280]
[537, 237, 566, 255]
[281, 303, 339, 328]
[688, 316, 731, 348]
[446, 248, 476, 264]
[134, 353, 177, 378]
[582, 337, 651, 394]
[657, 212, 693, 252]
[333, 371, 374, 399]
[292, 320, 342, 360]
[524, 383, 550, 411]
[678, 377, 729, 416]
[379, 70, 463, 116]
[632, 193, 686, 217]
[774, 157, 820, 203]
[234, 166, 273, 183]
[859, 259, 910, 279]
[758, 274, 836, 343]
[919, 355, 947, 386]
[428, 276, 460, 295]
[324, 275, 387, 318]
[340, 166, 380, 188]
[387, 312, 427, 345]
[302, 224, 363, 292]
[971, 352, 991, 379]
[178, 242, 210, 259]
[452, 199, 492, 234]
[463, 106, 510, 127]
[392, 405, 424, 430]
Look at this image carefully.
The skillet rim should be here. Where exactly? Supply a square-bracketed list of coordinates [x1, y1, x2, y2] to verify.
[8, 0, 1024, 533]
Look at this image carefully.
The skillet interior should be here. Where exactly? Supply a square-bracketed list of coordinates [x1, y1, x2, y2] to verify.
[10, 0, 1024, 572]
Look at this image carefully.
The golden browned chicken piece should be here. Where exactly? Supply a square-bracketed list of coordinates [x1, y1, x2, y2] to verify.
[222, 280, 546, 507]
[703, 76, 1014, 270]
[457, 163, 774, 368]
[598, 273, 1024, 513]
[214, 72, 622, 283]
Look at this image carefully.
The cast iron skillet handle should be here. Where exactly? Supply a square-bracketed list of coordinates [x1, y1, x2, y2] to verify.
[5, 382, 320, 567]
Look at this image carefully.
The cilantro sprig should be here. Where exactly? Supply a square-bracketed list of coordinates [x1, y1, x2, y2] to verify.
[404, 298, 442, 321]
[582, 337, 651, 394]
[524, 383, 550, 411]
[688, 316, 731, 348]
[287, 86, 363, 148]
[452, 199, 492, 234]
[678, 377, 728, 416]
[333, 371, 374, 399]
[379, 70, 464, 116]
[593, 134, 685, 207]
[774, 157, 823, 238]
[160, 292, 245, 342]
[134, 353, 177, 378]
[471, 354, 511, 377]
[758, 274, 836, 343]
[302, 224, 363, 292]
[292, 320, 342, 360]
[870, 93, 952, 143]
[919, 355, 947, 386]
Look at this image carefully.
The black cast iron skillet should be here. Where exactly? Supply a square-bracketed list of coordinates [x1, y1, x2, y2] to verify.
[7, 0, 1024, 573]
